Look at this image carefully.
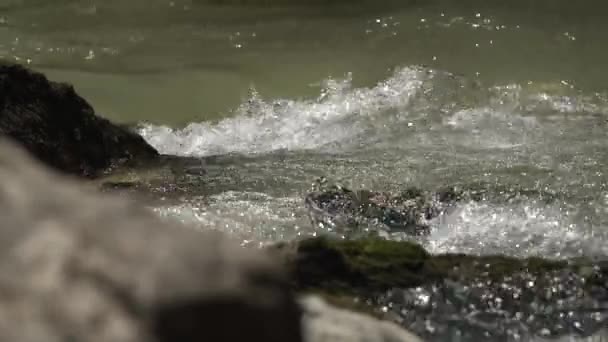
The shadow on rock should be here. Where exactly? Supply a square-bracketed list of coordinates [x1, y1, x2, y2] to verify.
[0, 63, 158, 178]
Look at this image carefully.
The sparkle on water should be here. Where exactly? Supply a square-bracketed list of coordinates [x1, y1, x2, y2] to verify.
[4, 1, 608, 340]
[140, 66, 608, 341]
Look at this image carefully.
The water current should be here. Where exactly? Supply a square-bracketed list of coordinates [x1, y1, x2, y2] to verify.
[2, 0, 607, 340]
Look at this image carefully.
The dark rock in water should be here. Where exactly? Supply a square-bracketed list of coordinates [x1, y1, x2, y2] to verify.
[0, 63, 158, 177]
[304, 181, 462, 236]
[276, 236, 607, 296]
[274, 237, 608, 340]
[277, 236, 435, 294]
[0, 139, 300, 342]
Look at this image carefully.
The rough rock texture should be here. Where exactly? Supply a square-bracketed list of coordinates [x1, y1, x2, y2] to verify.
[0, 63, 158, 177]
[300, 296, 423, 342]
[275, 236, 607, 296]
[305, 182, 462, 236]
[0, 139, 300, 342]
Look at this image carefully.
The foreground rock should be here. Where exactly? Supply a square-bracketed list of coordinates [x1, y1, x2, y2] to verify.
[0, 63, 158, 177]
[300, 296, 423, 342]
[0, 139, 300, 342]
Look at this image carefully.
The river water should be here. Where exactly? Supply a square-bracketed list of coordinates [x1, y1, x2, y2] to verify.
[2, 0, 607, 341]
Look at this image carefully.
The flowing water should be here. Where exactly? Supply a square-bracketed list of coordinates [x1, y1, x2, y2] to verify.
[2, 0, 608, 340]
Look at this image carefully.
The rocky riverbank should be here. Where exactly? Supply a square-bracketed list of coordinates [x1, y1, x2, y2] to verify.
[0, 64, 427, 341]
[0, 137, 431, 342]
[0, 63, 158, 178]
[1, 64, 606, 341]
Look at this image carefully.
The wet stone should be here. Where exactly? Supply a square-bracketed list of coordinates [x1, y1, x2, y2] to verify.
[304, 180, 463, 236]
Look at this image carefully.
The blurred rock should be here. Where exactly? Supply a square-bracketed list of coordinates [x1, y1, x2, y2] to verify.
[300, 296, 423, 342]
[0, 139, 300, 342]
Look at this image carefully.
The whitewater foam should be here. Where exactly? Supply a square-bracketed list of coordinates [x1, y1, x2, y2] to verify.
[424, 200, 606, 259]
[139, 67, 427, 156]
[138, 66, 601, 158]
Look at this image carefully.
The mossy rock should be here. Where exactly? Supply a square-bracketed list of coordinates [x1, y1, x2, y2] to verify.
[287, 237, 435, 294]
[276, 237, 606, 296]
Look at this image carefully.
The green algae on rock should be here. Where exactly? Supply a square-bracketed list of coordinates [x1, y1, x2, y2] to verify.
[276, 236, 605, 296]
[285, 237, 434, 294]
[274, 237, 608, 340]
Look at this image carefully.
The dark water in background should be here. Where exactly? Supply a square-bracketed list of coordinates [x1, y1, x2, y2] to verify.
[2, 0, 608, 341]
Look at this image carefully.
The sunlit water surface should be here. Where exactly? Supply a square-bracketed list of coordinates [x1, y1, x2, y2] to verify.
[3, 1, 608, 340]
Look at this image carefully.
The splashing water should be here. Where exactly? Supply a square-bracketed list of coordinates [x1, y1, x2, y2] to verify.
[425, 201, 607, 259]
[138, 66, 608, 259]
[134, 66, 608, 341]
[139, 67, 427, 156]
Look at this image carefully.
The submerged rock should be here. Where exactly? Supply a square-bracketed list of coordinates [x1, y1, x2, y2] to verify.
[277, 236, 606, 295]
[305, 180, 462, 236]
[0, 63, 158, 177]
[0, 139, 300, 342]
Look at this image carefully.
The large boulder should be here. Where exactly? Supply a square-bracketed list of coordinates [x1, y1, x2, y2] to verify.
[0, 139, 300, 342]
[0, 63, 158, 177]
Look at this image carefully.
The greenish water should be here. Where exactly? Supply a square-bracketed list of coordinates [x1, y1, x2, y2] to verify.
[3, 0, 608, 124]
[3, 1, 608, 341]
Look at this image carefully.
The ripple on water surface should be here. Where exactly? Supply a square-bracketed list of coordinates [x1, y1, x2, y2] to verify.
[138, 66, 608, 342]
